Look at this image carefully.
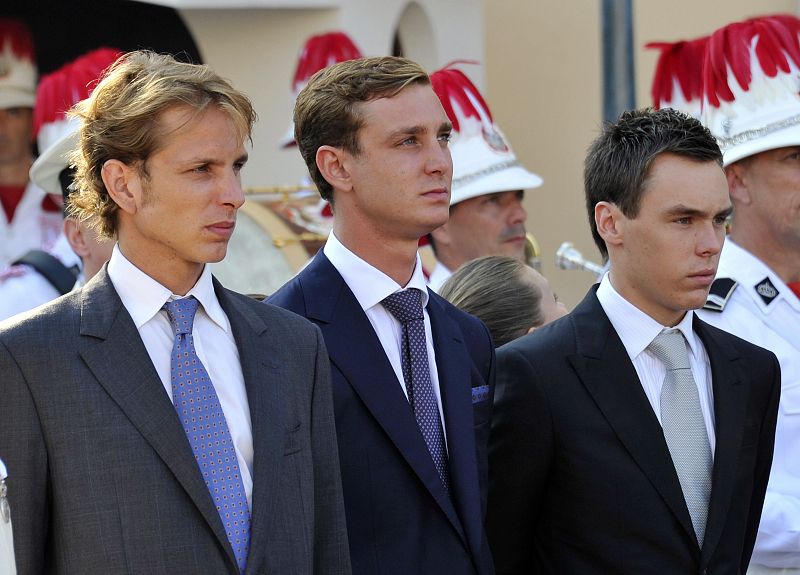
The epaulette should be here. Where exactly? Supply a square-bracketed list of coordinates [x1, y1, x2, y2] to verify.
[703, 278, 739, 312]
[703, 277, 738, 312]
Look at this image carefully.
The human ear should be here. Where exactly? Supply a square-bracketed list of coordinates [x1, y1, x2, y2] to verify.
[595, 201, 624, 247]
[316, 145, 352, 193]
[725, 164, 752, 206]
[101, 159, 141, 215]
[63, 218, 89, 257]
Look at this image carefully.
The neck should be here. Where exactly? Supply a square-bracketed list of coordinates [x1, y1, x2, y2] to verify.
[0, 157, 33, 186]
[117, 241, 203, 296]
[434, 248, 464, 273]
[333, 220, 419, 286]
[730, 226, 800, 284]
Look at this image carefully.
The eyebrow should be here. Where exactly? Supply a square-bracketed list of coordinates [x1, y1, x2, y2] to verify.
[664, 204, 733, 219]
[386, 121, 452, 142]
[187, 152, 249, 166]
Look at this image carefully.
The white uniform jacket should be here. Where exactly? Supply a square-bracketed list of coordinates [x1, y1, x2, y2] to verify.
[0, 181, 62, 269]
[0, 234, 80, 322]
[697, 239, 800, 570]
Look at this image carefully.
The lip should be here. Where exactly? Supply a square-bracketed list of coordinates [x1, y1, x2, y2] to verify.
[423, 187, 449, 201]
[207, 220, 236, 238]
[688, 269, 716, 286]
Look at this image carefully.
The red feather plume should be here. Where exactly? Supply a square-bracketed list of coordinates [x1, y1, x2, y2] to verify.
[430, 63, 491, 133]
[32, 47, 121, 138]
[704, 14, 800, 108]
[0, 19, 35, 61]
[645, 36, 708, 109]
[292, 31, 362, 92]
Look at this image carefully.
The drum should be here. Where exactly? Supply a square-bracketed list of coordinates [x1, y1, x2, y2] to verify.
[209, 199, 322, 298]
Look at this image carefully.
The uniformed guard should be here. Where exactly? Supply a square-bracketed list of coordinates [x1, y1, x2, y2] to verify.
[425, 65, 543, 291]
[0, 48, 118, 321]
[0, 18, 62, 269]
[694, 15, 800, 574]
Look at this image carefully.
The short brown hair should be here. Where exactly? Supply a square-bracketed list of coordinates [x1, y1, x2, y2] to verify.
[439, 256, 545, 348]
[293, 56, 430, 202]
[68, 50, 256, 237]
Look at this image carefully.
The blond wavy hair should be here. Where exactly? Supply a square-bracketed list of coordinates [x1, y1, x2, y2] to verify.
[68, 50, 256, 238]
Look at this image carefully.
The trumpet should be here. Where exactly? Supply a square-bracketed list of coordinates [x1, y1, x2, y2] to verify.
[555, 241, 606, 279]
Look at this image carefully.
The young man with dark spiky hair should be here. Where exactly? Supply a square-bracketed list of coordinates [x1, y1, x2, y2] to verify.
[488, 107, 780, 574]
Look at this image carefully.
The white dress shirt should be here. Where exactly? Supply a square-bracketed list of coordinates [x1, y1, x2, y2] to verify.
[597, 273, 716, 454]
[324, 232, 447, 436]
[426, 261, 453, 293]
[107, 245, 254, 508]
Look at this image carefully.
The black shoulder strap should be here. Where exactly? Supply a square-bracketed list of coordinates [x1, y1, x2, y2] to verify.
[12, 250, 79, 296]
[703, 277, 738, 312]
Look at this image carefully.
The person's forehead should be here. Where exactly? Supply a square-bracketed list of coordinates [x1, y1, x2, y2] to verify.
[358, 84, 446, 125]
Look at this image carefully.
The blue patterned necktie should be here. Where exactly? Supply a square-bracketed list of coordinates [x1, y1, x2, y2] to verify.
[163, 297, 250, 573]
[382, 288, 450, 492]
[649, 329, 712, 546]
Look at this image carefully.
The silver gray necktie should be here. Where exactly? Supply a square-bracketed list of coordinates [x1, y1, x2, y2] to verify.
[649, 329, 712, 546]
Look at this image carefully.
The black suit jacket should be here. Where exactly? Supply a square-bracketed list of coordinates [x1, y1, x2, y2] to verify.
[487, 287, 780, 574]
[268, 251, 496, 575]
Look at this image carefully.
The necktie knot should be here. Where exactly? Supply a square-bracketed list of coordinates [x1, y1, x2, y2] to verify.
[382, 288, 424, 325]
[163, 297, 200, 336]
[648, 329, 691, 371]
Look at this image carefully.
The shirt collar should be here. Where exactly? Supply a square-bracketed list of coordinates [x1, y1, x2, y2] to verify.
[596, 272, 701, 361]
[324, 231, 429, 312]
[107, 244, 228, 331]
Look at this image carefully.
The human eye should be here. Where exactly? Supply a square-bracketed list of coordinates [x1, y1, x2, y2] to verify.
[438, 131, 452, 145]
[713, 214, 730, 227]
[675, 216, 691, 225]
[191, 163, 210, 174]
[398, 136, 418, 147]
[233, 160, 246, 174]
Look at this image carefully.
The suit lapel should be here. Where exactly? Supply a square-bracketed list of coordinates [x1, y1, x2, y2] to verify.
[301, 254, 466, 543]
[428, 293, 483, 558]
[215, 282, 286, 573]
[694, 317, 746, 565]
[566, 289, 698, 546]
[77, 270, 237, 570]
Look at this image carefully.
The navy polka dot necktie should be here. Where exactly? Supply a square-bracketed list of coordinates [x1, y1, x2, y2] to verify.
[163, 297, 250, 573]
[382, 288, 450, 493]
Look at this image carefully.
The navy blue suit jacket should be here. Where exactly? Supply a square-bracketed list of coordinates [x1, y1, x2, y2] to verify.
[268, 251, 496, 575]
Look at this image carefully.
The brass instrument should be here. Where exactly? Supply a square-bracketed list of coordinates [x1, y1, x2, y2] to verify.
[524, 233, 543, 272]
[555, 241, 606, 279]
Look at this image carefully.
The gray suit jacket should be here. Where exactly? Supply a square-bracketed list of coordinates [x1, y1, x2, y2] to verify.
[0, 268, 351, 575]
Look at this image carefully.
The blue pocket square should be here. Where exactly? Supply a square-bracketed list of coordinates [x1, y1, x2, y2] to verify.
[471, 385, 490, 404]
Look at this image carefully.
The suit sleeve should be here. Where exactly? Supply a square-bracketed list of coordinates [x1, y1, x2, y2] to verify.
[309, 324, 352, 574]
[487, 344, 554, 574]
[0, 339, 49, 574]
[740, 352, 782, 572]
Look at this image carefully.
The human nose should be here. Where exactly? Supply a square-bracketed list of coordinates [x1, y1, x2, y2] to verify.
[220, 169, 245, 209]
[509, 196, 527, 225]
[426, 139, 452, 176]
[697, 222, 724, 257]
